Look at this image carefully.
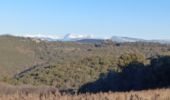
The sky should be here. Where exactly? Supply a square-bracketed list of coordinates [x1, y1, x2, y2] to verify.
[0, 0, 170, 39]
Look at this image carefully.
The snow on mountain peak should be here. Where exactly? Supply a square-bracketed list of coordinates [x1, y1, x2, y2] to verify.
[63, 33, 94, 41]
[111, 36, 144, 42]
[15, 34, 61, 41]
[14, 33, 94, 41]
[2, 33, 170, 44]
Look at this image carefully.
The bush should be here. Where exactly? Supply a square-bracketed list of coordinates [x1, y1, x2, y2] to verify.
[79, 56, 170, 93]
[117, 53, 146, 70]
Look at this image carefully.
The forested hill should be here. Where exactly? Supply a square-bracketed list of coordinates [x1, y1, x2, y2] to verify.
[1, 35, 170, 91]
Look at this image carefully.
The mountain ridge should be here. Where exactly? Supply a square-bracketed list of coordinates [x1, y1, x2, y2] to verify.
[1, 34, 170, 44]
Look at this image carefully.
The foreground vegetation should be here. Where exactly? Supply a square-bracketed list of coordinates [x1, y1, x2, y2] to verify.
[0, 86, 170, 100]
[0, 82, 170, 100]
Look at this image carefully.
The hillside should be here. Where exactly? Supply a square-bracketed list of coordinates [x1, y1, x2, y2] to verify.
[0, 35, 45, 77]
[0, 36, 170, 92]
[0, 36, 169, 86]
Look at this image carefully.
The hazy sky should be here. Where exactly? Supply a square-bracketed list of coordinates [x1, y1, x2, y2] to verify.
[0, 0, 170, 39]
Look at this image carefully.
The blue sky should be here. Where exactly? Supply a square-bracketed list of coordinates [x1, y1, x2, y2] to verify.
[0, 0, 170, 39]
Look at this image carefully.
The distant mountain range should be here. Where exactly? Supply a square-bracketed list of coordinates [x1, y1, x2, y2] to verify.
[63, 33, 94, 41]
[2, 34, 170, 44]
[111, 36, 145, 43]
[111, 36, 170, 44]
[15, 34, 60, 41]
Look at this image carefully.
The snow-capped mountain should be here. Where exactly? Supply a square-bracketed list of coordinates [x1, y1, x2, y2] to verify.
[16, 34, 61, 41]
[150, 39, 170, 44]
[111, 36, 170, 44]
[2, 33, 170, 44]
[111, 36, 145, 43]
[63, 33, 94, 41]
[13, 33, 94, 41]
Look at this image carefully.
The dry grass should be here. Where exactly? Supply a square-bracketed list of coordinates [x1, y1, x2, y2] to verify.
[0, 88, 170, 100]
[0, 82, 170, 100]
